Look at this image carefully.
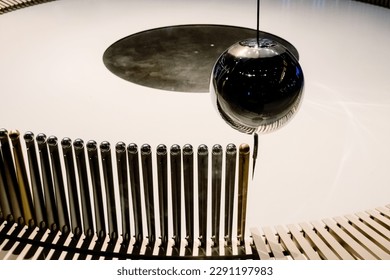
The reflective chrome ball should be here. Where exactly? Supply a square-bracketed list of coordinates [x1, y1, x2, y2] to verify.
[210, 38, 304, 134]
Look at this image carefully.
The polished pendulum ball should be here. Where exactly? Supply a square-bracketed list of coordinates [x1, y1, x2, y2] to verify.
[210, 35, 304, 176]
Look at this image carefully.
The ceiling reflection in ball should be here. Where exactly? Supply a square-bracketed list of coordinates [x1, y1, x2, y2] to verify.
[210, 38, 304, 134]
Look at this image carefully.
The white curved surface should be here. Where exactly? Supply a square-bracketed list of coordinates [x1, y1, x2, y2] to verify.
[0, 0, 389, 230]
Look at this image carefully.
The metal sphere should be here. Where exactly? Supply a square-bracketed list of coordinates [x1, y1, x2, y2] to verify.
[210, 37, 304, 134]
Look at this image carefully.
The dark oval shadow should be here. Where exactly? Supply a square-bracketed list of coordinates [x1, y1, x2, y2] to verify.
[103, 24, 299, 93]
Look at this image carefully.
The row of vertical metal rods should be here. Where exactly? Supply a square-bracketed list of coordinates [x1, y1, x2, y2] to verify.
[0, 128, 251, 257]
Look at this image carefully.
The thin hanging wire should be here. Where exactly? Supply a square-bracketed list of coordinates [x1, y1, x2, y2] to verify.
[257, 0, 260, 46]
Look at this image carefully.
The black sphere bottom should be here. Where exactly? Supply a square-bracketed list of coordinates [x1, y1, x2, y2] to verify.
[103, 24, 299, 93]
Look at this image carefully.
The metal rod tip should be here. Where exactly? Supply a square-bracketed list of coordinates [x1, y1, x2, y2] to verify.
[170, 144, 181, 155]
[212, 144, 223, 155]
[0, 128, 8, 139]
[73, 139, 84, 150]
[197, 144, 208, 155]
[23, 131, 35, 142]
[156, 144, 167, 155]
[115, 142, 126, 153]
[86, 140, 97, 151]
[8, 129, 20, 139]
[47, 136, 58, 146]
[127, 143, 138, 154]
[140, 144, 151, 154]
[226, 143, 237, 154]
[100, 141, 111, 152]
[183, 144, 193, 155]
[239, 143, 250, 154]
[60, 137, 72, 148]
[36, 133, 47, 144]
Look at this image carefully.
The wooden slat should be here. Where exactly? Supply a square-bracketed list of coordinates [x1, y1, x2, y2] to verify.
[311, 220, 354, 260]
[346, 214, 390, 254]
[262, 227, 287, 260]
[250, 228, 271, 260]
[323, 218, 376, 260]
[355, 212, 390, 240]
[287, 224, 321, 260]
[274, 225, 305, 260]
[333, 216, 390, 259]
[0, 221, 6, 231]
[299, 222, 339, 260]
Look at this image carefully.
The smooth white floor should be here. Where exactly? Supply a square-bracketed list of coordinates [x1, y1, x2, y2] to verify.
[0, 0, 390, 232]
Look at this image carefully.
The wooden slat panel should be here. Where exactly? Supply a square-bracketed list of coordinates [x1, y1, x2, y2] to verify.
[274, 225, 305, 260]
[366, 209, 390, 228]
[355, 212, 390, 240]
[287, 224, 321, 260]
[346, 214, 390, 254]
[2, 0, 14, 8]
[44, 231, 62, 260]
[376, 207, 390, 219]
[311, 220, 354, 260]
[0, 223, 18, 252]
[0, 224, 24, 259]
[262, 227, 287, 260]
[250, 228, 271, 260]
[333, 216, 390, 260]
[6, 227, 39, 260]
[299, 222, 339, 260]
[323, 218, 377, 260]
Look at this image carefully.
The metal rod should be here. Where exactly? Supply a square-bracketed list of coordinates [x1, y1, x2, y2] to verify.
[237, 144, 250, 245]
[115, 142, 131, 244]
[197, 144, 208, 250]
[0, 143, 12, 222]
[9, 130, 34, 227]
[156, 144, 168, 247]
[252, 133, 258, 179]
[211, 144, 222, 249]
[0, 129, 22, 224]
[24, 132, 46, 228]
[47, 136, 70, 233]
[182, 144, 194, 250]
[36, 133, 57, 230]
[86, 140, 106, 240]
[170, 144, 181, 250]
[61, 137, 82, 235]
[224, 144, 237, 244]
[74, 139, 94, 237]
[127, 143, 143, 245]
[140, 144, 155, 245]
[100, 141, 118, 241]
